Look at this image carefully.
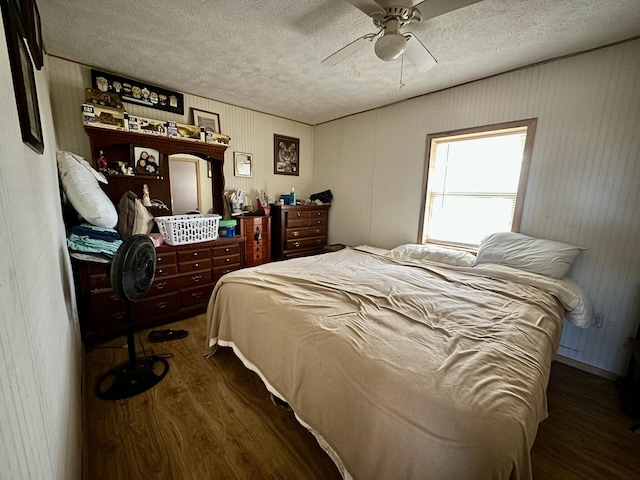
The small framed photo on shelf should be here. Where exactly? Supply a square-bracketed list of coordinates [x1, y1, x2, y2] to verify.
[132, 146, 161, 176]
[234, 152, 252, 177]
[191, 108, 221, 134]
[274, 134, 299, 176]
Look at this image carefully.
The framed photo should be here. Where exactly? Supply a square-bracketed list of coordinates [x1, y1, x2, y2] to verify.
[24, 0, 42, 69]
[233, 152, 252, 177]
[274, 134, 299, 176]
[2, 4, 43, 153]
[191, 108, 221, 134]
[132, 146, 161, 176]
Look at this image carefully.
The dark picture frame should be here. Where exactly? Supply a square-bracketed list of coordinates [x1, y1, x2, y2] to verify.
[132, 146, 161, 176]
[191, 108, 221, 134]
[24, 0, 42, 69]
[274, 134, 299, 176]
[2, 3, 44, 154]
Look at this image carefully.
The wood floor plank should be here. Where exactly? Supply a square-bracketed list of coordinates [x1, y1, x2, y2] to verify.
[85, 315, 640, 479]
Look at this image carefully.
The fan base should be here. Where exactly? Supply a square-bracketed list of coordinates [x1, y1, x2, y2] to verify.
[95, 356, 169, 400]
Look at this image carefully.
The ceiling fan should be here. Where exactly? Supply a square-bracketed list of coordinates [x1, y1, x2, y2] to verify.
[322, 0, 483, 73]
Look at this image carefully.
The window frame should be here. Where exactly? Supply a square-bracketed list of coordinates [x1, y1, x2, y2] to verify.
[418, 118, 537, 249]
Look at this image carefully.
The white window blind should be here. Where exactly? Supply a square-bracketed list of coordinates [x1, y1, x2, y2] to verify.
[423, 126, 530, 248]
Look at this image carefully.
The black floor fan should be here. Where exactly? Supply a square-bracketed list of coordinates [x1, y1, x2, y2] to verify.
[96, 234, 169, 400]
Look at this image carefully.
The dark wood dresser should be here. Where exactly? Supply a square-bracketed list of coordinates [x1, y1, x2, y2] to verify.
[240, 215, 271, 267]
[271, 204, 330, 260]
[73, 237, 245, 346]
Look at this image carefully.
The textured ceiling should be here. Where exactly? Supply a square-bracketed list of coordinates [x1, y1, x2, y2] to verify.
[39, 0, 640, 125]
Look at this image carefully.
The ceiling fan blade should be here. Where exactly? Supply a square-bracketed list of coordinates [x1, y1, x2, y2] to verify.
[322, 35, 374, 66]
[343, 0, 385, 17]
[415, 0, 483, 21]
[404, 35, 437, 73]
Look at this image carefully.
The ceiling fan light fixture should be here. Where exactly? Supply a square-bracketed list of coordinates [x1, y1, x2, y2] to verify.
[374, 33, 408, 62]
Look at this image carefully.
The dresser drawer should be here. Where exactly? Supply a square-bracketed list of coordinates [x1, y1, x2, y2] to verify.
[92, 306, 128, 333]
[177, 248, 210, 263]
[180, 284, 215, 308]
[213, 264, 241, 280]
[86, 263, 112, 289]
[213, 253, 240, 267]
[176, 270, 213, 289]
[91, 288, 126, 310]
[286, 236, 327, 251]
[178, 258, 211, 273]
[212, 244, 240, 257]
[155, 252, 176, 267]
[286, 225, 327, 240]
[286, 211, 310, 228]
[156, 264, 178, 276]
[131, 292, 180, 318]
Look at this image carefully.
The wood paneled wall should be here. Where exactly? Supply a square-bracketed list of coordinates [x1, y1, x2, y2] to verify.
[0, 12, 81, 479]
[313, 39, 640, 375]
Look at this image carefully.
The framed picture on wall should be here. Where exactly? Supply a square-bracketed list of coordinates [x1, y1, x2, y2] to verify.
[24, 0, 43, 69]
[274, 134, 299, 176]
[191, 108, 221, 134]
[234, 152, 252, 177]
[132, 146, 161, 176]
[2, 3, 44, 153]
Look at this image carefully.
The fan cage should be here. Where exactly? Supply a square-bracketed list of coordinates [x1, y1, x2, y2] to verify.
[154, 214, 221, 245]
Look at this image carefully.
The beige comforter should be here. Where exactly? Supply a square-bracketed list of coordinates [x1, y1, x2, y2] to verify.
[205, 248, 566, 480]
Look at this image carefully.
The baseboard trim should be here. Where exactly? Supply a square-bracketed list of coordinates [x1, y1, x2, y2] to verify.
[554, 354, 618, 381]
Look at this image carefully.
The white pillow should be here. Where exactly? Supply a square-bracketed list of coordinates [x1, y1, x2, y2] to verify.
[57, 151, 117, 228]
[387, 244, 476, 267]
[475, 232, 584, 279]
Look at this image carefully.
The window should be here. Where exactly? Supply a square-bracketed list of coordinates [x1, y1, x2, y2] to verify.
[419, 119, 536, 248]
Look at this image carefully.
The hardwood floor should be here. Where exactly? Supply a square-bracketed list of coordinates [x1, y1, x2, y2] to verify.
[84, 315, 640, 479]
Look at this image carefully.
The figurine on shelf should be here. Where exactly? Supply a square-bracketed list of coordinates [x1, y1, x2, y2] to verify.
[142, 184, 152, 207]
[97, 150, 108, 172]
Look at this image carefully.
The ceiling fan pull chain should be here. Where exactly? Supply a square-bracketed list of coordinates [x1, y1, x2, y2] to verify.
[397, 55, 406, 93]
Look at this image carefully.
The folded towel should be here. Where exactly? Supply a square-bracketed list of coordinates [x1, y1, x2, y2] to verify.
[67, 233, 122, 256]
[72, 223, 121, 242]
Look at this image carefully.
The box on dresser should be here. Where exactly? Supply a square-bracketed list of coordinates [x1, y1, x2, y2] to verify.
[271, 204, 329, 260]
[240, 215, 271, 267]
[73, 237, 245, 346]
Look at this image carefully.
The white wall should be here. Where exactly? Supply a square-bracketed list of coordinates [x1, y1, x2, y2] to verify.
[0, 10, 81, 480]
[313, 39, 640, 375]
[47, 56, 314, 212]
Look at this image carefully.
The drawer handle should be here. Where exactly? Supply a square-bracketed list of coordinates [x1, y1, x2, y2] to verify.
[193, 252, 199, 256]
[316, 212, 321, 216]
[293, 231, 299, 237]
[316, 239, 322, 244]
[157, 301, 168, 309]
[315, 229, 320, 234]
[157, 256, 162, 261]
[296, 212, 302, 217]
[158, 269, 164, 274]
[110, 294, 119, 301]
[223, 269, 231, 275]
[155, 282, 167, 290]
[294, 242, 300, 248]
[191, 292, 203, 299]
[194, 263, 199, 268]
[192, 275, 203, 282]
[224, 247, 230, 253]
[113, 312, 125, 320]
[225, 258, 230, 263]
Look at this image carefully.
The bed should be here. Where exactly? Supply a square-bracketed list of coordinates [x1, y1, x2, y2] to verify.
[204, 233, 591, 480]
